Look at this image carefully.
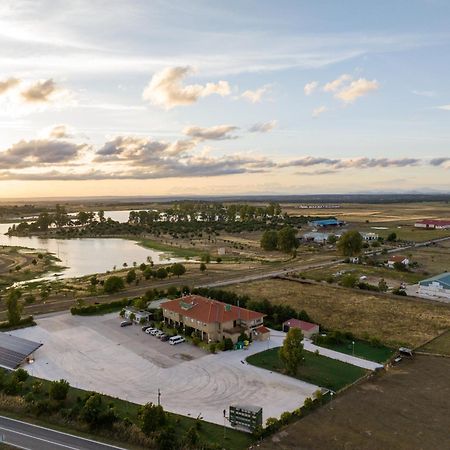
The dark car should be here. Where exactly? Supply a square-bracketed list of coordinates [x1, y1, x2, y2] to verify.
[160, 334, 169, 342]
[120, 320, 133, 327]
[142, 325, 152, 332]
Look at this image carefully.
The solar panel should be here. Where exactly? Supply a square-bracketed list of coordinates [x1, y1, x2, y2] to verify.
[0, 333, 42, 370]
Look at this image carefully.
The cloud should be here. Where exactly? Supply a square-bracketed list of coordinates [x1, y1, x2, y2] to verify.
[430, 157, 450, 169]
[323, 74, 352, 92]
[335, 78, 379, 103]
[241, 85, 271, 103]
[44, 124, 73, 139]
[0, 77, 20, 95]
[412, 90, 436, 97]
[20, 79, 59, 103]
[0, 139, 88, 169]
[304, 81, 318, 96]
[437, 105, 450, 111]
[281, 156, 419, 170]
[142, 66, 230, 109]
[183, 125, 238, 141]
[312, 106, 328, 117]
[248, 120, 277, 133]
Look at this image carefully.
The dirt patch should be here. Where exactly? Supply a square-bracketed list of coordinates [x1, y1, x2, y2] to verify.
[259, 355, 450, 450]
[225, 279, 450, 347]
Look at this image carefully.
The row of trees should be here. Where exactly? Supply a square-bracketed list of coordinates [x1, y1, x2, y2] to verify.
[260, 227, 299, 253]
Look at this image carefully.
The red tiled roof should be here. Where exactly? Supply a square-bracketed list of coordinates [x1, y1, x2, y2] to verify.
[388, 255, 408, 262]
[255, 325, 270, 334]
[282, 318, 318, 331]
[162, 295, 264, 324]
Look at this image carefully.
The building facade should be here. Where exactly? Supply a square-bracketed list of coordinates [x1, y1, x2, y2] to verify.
[418, 273, 450, 300]
[162, 295, 269, 343]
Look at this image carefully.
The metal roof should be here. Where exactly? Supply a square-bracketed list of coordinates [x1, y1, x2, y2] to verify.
[419, 273, 450, 289]
[0, 333, 43, 370]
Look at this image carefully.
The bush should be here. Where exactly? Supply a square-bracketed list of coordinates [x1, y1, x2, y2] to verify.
[103, 276, 125, 294]
[14, 368, 29, 383]
[49, 379, 70, 401]
[223, 338, 233, 351]
[71, 298, 131, 316]
[209, 343, 217, 354]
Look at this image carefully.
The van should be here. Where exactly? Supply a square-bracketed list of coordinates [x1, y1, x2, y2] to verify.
[169, 335, 185, 345]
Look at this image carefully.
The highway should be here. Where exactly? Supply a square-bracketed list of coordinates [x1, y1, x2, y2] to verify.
[0, 415, 127, 450]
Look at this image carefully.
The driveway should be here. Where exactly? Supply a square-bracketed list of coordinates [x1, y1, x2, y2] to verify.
[11, 312, 318, 427]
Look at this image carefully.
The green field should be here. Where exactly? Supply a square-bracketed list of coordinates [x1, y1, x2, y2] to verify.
[419, 330, 450, 356]
[246, 348, 367, 392]
[138, 238, 204, 258]
[315, 339, 395, 363]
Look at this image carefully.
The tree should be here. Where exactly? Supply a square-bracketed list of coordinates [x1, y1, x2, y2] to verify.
[327, 234, 337, 245]
[126, 269, 137, 284]
[279, 328, 304, 375]
[6, 288, 22, 326]
[378, 278, 388, 292]
[156, 267, 168, 279]
[81, 393, 117, 429]
[386, 232, 397, 242]
[171, 263, 186, 277]
[337, 231, 363, 256]
[393, 261, 407, 272]
[103, 276, 125, 294]
[138, 402, 167, 435]
[260, 230, 278, 251]
[199, 263, 207, 273]
[49, 379, 70, 401]
[277, 227, 298, 253]
[156, 426, 179, 450]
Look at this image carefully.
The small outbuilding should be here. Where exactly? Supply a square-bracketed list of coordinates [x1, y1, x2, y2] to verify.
[282, 319, 319, 339]
[387, 255, 409, 268]
[124, 307, 151, 323]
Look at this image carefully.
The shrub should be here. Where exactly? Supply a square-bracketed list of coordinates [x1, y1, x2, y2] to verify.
[209, 343, 217, 354]
[49, 379, 70, 401]
[103, 276, 125, 294]
[14, 369, 29, 383]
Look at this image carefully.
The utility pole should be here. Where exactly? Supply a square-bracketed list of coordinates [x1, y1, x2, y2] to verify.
[157, 388, 161, 406]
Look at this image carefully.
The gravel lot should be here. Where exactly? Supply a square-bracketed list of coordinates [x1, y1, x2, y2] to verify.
[12, 312, 319, 426]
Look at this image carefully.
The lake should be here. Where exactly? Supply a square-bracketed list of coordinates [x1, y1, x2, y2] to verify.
[0, 210, 181, 280]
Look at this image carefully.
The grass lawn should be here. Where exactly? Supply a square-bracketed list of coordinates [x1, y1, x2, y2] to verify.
[226, 279, 450, 347]
[316, 339, 395, 363]
[247, 348, 367, 392]
[5, 373, 252, 450]
[138, 238, 204, 258]
[418, 330, 450, 356]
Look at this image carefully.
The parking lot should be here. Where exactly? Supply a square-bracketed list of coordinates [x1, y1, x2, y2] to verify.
[12, 312, 319, 426]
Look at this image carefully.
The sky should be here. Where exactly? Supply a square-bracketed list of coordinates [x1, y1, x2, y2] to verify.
[0, 0, 449, 198]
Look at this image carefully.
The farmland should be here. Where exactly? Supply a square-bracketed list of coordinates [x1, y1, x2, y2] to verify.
[258, 355, 450, 450]
[226, 279, 450, 347]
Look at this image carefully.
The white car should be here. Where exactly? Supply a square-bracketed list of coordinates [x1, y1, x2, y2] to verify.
[150, 329, 160, 336]
[169, 335, 185, 345]
[145, 328, 156, 335]
[155, 330, 165, 338]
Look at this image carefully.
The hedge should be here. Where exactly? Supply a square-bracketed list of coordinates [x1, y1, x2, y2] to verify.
[70, 298, 132, 316]
[0, 316, 36, 331]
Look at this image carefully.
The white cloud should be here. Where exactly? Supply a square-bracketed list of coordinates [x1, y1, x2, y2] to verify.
[312, 106, 328, 117]
[412, 90, 435, 97]
[183, 125, 238, 140]
[248, 120, 277, 133]
[335, 78, 379, 103]
[323, 74, 351, 92]
[0, 77, 19, 95]
[241, 85, 271, 103]
[304, 81, 318, 96]
[437, 105, 450, 111]
[142, 66, 231, 109]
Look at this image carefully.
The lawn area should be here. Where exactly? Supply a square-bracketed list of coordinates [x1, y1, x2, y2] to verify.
[315, 338, 395, 363]
[247, 348, 367, 392]
[3, 372, 252, 450]
[226, 279, 450, 347]
[418, 330, 450, 356]
[138, 238, 203, 258]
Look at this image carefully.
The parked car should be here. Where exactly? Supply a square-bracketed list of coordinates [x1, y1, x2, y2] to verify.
[160, 334, 169, 342]
[145, 327, 156, 334]
[150, 329, 160, 336]
[155, 331, 165, 338]
[142, 325, 152, 332]
[169, 335, 185, 345]
[120, 320, 133, 327]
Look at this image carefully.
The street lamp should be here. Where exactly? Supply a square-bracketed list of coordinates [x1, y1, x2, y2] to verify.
[352, 341, 355, 356]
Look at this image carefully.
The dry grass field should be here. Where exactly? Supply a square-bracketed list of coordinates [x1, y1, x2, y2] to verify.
[259, 355, 450, 450]
[227, 279, 450, 347]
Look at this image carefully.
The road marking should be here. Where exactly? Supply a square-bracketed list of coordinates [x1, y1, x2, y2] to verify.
[3, 440, 32, 450]
[0, 426, 81, 450]
[0, 416, 126, 450]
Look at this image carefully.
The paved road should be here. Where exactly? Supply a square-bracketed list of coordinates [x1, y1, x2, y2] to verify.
[0, 415, 127, 450]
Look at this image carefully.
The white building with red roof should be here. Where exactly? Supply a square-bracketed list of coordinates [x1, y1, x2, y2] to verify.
[414, 219, 450, 229]
[282, 318, 319, 339]
[162, 295, 269, 343]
